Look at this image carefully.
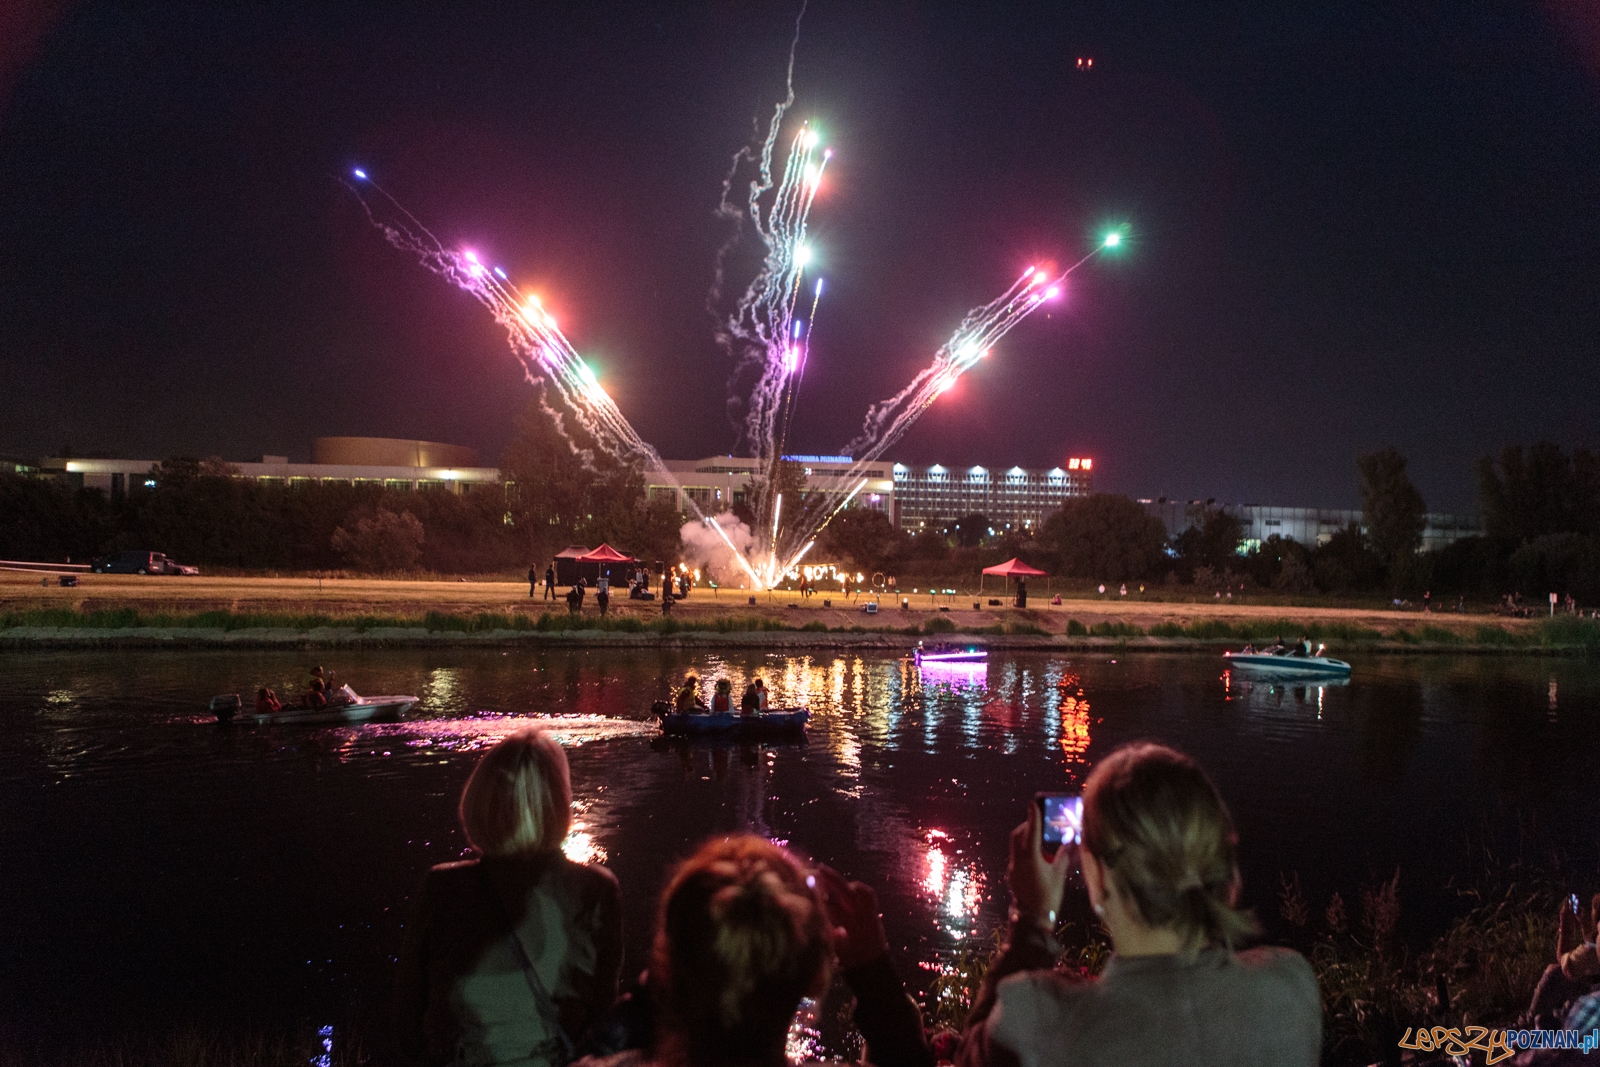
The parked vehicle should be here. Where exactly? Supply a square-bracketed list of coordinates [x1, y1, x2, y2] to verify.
[89, 550, 198, 575]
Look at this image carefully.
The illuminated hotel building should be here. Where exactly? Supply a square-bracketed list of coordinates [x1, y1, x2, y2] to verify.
[646, 455, 1093, 533]
[890, 459, 1094, 532]
[649, 456, 894, 515]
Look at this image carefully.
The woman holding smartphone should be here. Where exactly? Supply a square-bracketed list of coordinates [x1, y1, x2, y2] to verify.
[958, 742, 1320, 1067]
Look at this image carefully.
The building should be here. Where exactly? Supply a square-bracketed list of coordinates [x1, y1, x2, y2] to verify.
[1142, 500, 1484, 553]
[891, 458, 1095, 533]
[648, 455, 894, 517]
[37, 437, 502, 497]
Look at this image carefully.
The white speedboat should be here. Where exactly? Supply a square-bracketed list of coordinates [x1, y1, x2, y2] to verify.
[209, 690, 419, 725]
[1224, 643, 1351, 677]
[913, 643, 987, 666]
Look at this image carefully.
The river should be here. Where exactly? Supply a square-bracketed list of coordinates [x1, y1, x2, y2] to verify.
[2, 648, 1596, 1050]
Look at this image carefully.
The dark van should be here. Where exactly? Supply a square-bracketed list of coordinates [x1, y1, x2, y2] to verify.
[90, 551, 195, 575]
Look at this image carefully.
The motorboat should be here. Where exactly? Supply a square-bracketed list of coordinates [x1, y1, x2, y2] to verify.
[913, 643, 987, 666]
[650, 701, 810, 737]
[1223, 643, 1351, 677]
[209, 689, 419, 725]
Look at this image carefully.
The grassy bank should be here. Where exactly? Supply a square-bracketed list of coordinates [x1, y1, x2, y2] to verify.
[0, 605, 1051, 638]
[3, 606, 1599, 649]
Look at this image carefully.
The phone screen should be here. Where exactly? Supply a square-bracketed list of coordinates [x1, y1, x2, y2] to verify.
[1572, 893, 1582, 916]
[1037, 793, 1083, 858]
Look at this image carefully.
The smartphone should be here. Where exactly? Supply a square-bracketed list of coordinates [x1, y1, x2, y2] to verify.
[1572, 893, 1582, 916]
[1035, 793, 1083, 860]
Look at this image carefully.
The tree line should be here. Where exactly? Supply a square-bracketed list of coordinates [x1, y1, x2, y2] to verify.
[5, 412, 1596, 601]
[0, 395, 682, 575]
[812, 443, 1600, 602]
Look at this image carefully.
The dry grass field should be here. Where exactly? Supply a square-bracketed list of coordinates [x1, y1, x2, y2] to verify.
[0, 569, 1535, 638]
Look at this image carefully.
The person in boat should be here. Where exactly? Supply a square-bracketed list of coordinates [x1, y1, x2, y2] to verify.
[1297, 634, 1313, 657]
[711, 679, 734, 714]
[256, 687, 282, 715]
[754, 677, 770, 712]
[674, 677, 703, 715]
[739, 682, 760, 717]
[304, 666, 328, 708]
[394, 726, 622, 1067]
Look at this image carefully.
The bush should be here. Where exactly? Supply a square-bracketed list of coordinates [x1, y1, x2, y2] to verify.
[922, 616, 957, 634]
[330, 508, 424, 572]
[1089, 621, 1144, 638]
[1066, 619, 1089, 636]
[1540, 615, 1600, 649]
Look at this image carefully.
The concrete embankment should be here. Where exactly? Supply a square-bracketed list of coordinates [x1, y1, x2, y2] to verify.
[0, 625, 1588, 655]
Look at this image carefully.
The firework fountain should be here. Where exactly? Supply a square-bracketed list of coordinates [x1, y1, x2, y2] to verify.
[346, 111, 1117, 590]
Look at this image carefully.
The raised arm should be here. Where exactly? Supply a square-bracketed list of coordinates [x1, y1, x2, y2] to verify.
[818, 866, 934, 1067]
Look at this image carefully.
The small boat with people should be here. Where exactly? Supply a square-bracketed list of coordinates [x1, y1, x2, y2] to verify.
[650, 701, 810, 737]
[913, 642, 987, 666]
[209, 688, 419, 725]
[1224, 638, 1352, 677]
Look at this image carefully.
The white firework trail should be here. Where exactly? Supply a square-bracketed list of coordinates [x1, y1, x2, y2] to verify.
[346, 129, 1117, 590]
[344, 173, 769, 586]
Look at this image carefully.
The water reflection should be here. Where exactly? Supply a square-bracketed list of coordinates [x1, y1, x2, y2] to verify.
[564, 799, 607, 865]
[1223, 669, 1348, 719]
[920, 829, 987, 940]
[8, 649, 1600, 1046]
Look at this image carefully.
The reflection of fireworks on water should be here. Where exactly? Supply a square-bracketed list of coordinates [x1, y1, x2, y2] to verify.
[563, 798, 608, 865]
[920, 829, 987, 939]
[335, 714, 657, 757]
[1057, 674, 1092, 763]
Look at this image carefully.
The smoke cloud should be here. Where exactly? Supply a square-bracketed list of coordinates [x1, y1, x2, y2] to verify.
[679, 515, 756, 589]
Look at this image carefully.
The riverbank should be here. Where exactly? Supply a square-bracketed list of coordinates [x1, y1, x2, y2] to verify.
[5, 571, 1594, 651]
[3, 604, 1598, 652]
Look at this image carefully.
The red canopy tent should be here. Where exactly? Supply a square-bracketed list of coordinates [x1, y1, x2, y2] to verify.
[981, 558, 1048, 577]
[979, 557, 1049, 598]
[578, 543, 637, 564]
[574, 543, 640, 585]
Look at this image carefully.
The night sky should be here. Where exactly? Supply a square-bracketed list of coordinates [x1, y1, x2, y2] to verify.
[2, 2, 1598, 513]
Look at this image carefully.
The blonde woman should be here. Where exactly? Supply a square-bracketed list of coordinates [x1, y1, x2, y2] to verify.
[395, 727, 622, 1067]
[959, 743, 1320, 1067]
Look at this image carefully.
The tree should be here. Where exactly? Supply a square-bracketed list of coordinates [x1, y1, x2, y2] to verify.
[1171, 508, 1245, 578]
[1358, 446, 1426, 569]
[950, 513, 991, 549]
[1477, 443, 1600, 545]
[1311, 523, 1383, 593]
[816, 508, 909, 574]
[1246, 534, 1311, 590]
[1039, 494, 1169, 582]
[1508, 533, 1600, 602]
[500, 391, 663, 564]
[331, 508, 424, 572]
